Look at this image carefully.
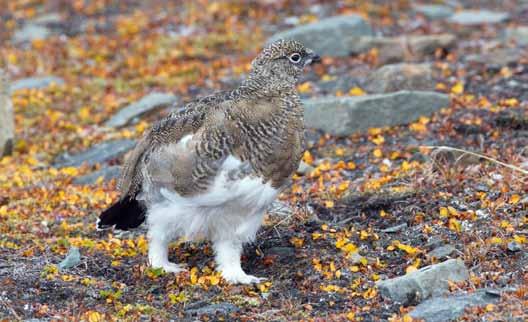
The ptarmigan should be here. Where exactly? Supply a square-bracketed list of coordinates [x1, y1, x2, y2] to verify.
[97, 39, 320, 284]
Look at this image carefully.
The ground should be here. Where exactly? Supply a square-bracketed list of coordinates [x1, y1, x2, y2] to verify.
[0, 0, 527, 321]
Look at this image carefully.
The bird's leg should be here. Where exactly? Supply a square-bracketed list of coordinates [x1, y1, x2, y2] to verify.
[213, 238, 265, 284]
[147, 229, 185, 273]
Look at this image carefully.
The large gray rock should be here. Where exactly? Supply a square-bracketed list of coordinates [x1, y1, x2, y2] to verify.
[503, 26, 528, 46]
[104, 92, 178, 127]
[414, 4, 454, 20]
[448, 10, 510, 25]
[409, 289, 502, 322]
[73, 166, 121, 185]
[267, 15, 373, 57]
[303, 91, 449, 136]
[0, 71, 14, 157]
[465, 47, 523, 67]
[11, 76, 65, 92]
[376, 259, 469, 305]
[12, 24, 52, 43]
[54, 139, 136, 168]
[352, 34, 456, 64]
[364, 63, 434, 93]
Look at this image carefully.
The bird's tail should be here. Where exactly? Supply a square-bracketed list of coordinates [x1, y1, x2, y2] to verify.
[97, 196, 146, 231]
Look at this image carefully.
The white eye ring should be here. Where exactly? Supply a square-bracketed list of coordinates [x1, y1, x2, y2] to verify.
[288, 53, 301, 63]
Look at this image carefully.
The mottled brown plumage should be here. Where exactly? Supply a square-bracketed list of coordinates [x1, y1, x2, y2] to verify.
[119, 39, 312, 198]
[98, 39, 320, 283]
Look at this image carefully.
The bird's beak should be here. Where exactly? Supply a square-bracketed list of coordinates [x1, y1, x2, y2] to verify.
[305, 52, 321, 66]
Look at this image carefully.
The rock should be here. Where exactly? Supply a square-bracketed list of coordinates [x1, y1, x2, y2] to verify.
[267, 200, 294, 217]
[414, 4, 454, 20]
[12, 24, 52, 43]
[54, 139, 136, 168]
[297, 161, 314, 175]
[0, 70, 14, 157]
[352, 34, 456, 64]
[73, 166, 121, 185]
[185, 302, 239, 317]
[268, 246, 295, 257]
[58, 247, 81, 270]
[409, 289, 502, 322]
[104, 92, 178, 128]
[267, 15, 373, 57]
[465, 48, 523, 67]
[11, 76, 65, 92]
[376, 259, 469, 305]
[448, 10, 510, 25]
[428, 244, 456, 259]
[32, 12, 63, 26]
[363, 63, 434, 93]
[303, 91, 449, 136]
[507, 241, 522, 252]
[503, 26, 528, 46]
[381, 223, 408, 233]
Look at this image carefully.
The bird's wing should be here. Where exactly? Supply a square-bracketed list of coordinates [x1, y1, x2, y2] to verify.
[118, 93, 233, 199]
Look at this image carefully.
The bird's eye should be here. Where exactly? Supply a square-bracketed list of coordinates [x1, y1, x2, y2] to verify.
[288, 53, 302, 63]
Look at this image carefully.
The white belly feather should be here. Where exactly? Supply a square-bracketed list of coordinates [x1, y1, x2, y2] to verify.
[143, 152, 278, 243]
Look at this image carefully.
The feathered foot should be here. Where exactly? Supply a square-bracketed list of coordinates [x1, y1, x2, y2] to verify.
[213, 239, 266, 284]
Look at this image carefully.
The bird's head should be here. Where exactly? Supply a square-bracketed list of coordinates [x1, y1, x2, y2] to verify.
[248, 39, 320, 89]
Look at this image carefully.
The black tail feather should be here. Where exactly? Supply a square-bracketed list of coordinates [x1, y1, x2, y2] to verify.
[97, 197, 146, 231]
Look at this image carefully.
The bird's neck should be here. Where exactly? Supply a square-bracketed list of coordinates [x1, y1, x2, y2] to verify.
[237, 74, 298, 99]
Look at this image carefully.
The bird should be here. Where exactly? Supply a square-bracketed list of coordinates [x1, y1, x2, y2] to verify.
[97, 39, 320, 284]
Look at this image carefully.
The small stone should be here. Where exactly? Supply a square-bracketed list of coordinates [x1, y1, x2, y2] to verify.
[54, 139, 136, 168]
[428, 244, 456, 259]
[297, 161, 314, 175]
[303, 91, 449, 136]
[267, 15, 374, 57]
[58, 247, 81, 270]
[104, 92, 178, 127]
[507, 241, 522, 252]
[376, 259, 469, 305]
[381, 223, 408, 233]
[414, 4, 454, 20]
[185, 302, 239, 316]
[409, 289, 502, 322]
[11, 76, 65, 92]
[267, 247, 295, 257]
[73, 166, 121, 185]
[503, 26, 528, 46]
[448, 10, 510, 25]
[363, 63, 434, 94]
[0, 70, 14, 157]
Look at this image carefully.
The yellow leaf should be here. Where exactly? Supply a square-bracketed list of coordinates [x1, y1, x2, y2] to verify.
[403, 314, 414, 322]
[439, 207, 449, 218]
[209, 274, 220, 286]
[448, 218, 461, 232]
[302, 151, 314, 165]
[509, 194, 521, 204]
[290, 237, 304, 248]
[371, 135, 385, 145]
[451, 82, 464, 94]
[298, 82, 312, 93]
[373, 149, 383, 158]
[349, 86, 366, 96]
[88, 311, 103, 322]
[325, 200, 335, 208]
